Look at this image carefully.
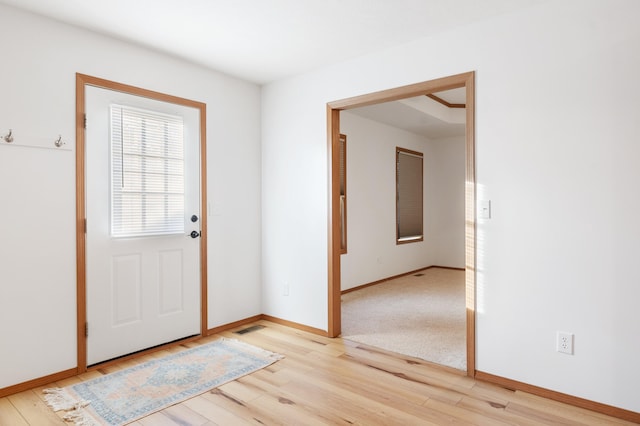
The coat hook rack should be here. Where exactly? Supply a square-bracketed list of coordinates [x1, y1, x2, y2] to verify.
[3, 129, 14, 143]
[0, 129, 70, 151]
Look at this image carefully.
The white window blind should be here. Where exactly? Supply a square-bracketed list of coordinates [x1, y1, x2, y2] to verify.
[111, 104, 185, 237]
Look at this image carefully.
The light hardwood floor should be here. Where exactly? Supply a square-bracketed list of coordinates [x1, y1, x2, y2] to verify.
[1, 320, 637, 425]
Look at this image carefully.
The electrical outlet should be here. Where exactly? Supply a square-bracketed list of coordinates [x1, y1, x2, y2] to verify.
[557, 331, 574, 355]
[283, 283, 289, 296]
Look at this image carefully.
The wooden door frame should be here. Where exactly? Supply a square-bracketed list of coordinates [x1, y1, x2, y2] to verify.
[75, 73, 208, 371]
[327, 71, 476, 376]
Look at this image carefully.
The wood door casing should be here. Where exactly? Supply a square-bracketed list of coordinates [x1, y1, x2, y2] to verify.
[75, 73, 208, 371]
[326, 71, 476, 376]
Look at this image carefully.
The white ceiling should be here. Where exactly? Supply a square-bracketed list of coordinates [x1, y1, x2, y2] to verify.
[1, 1, 543, 138]
[349, 88, 466, 139]
[0, 0, 545, 84]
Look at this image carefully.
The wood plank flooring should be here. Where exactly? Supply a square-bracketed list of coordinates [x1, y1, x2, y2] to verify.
[1, 320, 636, 425]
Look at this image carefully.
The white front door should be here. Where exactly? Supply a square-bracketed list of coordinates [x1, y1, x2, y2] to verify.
[85, 85, 201, 365]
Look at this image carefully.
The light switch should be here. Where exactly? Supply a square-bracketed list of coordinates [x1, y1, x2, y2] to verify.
[479, 200, 491, 219]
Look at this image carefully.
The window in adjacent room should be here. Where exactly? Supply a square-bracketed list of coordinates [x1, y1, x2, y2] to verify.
[339, 134, 347, 253]
[110, 104, 185, 237]
[396, 147, 423, 244]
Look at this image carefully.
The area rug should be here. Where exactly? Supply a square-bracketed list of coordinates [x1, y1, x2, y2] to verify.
[44, 338, 283, 425]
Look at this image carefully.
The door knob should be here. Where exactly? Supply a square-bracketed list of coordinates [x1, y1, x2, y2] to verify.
[191, 215, 198, 223]
[190, 230, 201, 239]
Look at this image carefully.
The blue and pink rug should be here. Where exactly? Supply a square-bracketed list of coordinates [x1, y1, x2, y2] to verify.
[44, 338, 283, 425]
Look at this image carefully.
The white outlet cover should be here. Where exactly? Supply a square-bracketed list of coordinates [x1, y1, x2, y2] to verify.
[557, 331, 574, 355]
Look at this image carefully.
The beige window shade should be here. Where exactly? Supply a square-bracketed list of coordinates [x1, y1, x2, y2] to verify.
[111, 104, 185, 237]
[339, 134, 346, 196]
[396, 147, 423, 243]
[339, 134, 347, 253]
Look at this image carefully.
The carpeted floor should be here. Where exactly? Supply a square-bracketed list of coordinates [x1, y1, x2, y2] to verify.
[341, 267, 466, 370]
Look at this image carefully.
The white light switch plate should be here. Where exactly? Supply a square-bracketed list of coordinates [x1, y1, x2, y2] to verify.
[479, 200, 491, 219]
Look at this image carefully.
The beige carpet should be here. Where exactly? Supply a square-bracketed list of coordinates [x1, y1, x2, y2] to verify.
[341, 267, 466, 370]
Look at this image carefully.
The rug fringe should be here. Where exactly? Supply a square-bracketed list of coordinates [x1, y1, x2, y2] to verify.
[44, 388, 95, 425]
[43, 388, 89, 411]
[61, 408, 100, 426]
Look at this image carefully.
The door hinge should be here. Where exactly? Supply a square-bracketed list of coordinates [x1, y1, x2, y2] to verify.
[83, 114, 87, 129]
[85, 322, 88, 338]
[84, 218, 87, 233]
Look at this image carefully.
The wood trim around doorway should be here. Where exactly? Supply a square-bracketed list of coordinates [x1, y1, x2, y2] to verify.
[326, 71, 476, 377]
[75, 73, 208, 372]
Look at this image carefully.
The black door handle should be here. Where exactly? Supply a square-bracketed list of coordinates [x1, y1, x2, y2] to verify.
[190, 231, 201, 239]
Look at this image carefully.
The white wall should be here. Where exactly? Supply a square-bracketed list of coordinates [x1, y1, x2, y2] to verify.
[0, 5, 262, 389]
[340, 112, 433, 290]
[262, 0, 640, 413]
[339, 112, 465, 291]
[431, 136, 466, 268]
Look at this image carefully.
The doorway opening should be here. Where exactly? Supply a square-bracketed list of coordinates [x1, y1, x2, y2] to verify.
[327, 72, 476, 376]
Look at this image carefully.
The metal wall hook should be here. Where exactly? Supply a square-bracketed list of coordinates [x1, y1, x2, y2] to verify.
[54, 135, 64, 147]
[3, 129, 14, 143]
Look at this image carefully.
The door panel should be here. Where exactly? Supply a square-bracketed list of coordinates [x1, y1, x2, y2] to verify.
[111, 253, 142, 326]
[85, 85, 201, 365]
[159, 249, 184, 315]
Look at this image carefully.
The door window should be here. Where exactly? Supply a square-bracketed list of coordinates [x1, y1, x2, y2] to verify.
[110, 105, 185, 237]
